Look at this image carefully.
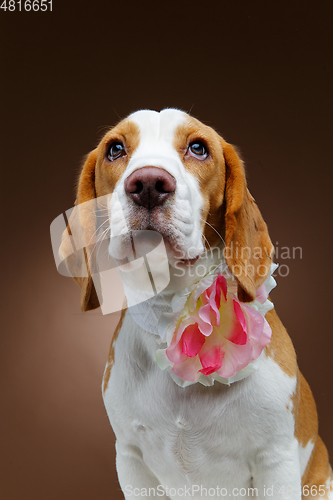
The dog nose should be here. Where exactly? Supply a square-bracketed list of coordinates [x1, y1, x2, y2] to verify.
[124, 167, 176, 210]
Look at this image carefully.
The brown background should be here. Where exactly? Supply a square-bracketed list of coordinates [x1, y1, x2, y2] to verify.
[1, 1, 333, 499]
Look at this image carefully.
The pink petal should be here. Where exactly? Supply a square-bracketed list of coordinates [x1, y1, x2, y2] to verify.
[227, 300, 247, 345]
[210, 306, 220, 328]
[171, 317, 197, 346]
[196, 314, 213, 336]
[262, 320, 273, 347]
[198, 331, 224, 376]
[205, 282, 215, 297]
[181, 324, 206, 358]
[233, 300, 247, 331]
[256, 284, 268, 304]
[241, 304, 272, 358]
[216, 341, 253, 378]
[228, 323, 247, 346]
[166, 339, 187, 364]
[200, 290, 209, 306]
[198, 303, 212, 325]
[205, 290, 220, 328]
[172, 356, 203, 382]
[216, 274, 228, 303]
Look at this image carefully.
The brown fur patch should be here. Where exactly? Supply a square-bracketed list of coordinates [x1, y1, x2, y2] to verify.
[102, 307, 127, 394]
[222, 140, 274, 302]
[302, 436, 332, 495]
[265, 309, 298, 378]
[95, 119, 141, 197]
[293, 373, 318, 448]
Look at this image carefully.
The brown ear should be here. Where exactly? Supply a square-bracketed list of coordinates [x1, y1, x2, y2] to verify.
[59, 149, 101, 312]
[222, 140, 274, 302]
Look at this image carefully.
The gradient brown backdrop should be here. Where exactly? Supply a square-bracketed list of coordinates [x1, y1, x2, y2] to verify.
[1, 1, 333, 499]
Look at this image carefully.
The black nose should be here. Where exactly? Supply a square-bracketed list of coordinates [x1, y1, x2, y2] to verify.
[124, 167, 176, 210]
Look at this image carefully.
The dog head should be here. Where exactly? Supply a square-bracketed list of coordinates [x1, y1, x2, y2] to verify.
[61, 109, 273, 311]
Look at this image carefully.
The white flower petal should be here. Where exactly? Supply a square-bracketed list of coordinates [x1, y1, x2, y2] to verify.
[155, 349, 173, 370]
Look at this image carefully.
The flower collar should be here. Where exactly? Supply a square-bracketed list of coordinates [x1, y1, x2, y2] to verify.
[155, 261, 278, 388]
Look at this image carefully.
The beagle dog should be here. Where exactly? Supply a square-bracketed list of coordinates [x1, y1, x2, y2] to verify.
[60, 109, 332, 499]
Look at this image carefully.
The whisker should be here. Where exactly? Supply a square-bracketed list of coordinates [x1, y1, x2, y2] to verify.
[202, 233, 212, 252]
[88, 225, 111, 267]
[95, 227, 112, 269]
[85, 218, 110, 252]
[89, 207, 110, 215]
[200, 227, 210, 246]
[199, 217, 225, 245]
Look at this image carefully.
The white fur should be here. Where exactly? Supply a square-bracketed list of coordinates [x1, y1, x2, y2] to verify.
[299, 440, 315, 480]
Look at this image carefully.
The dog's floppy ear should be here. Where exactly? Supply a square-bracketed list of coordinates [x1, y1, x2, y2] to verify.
[222, 139, 274, 302]
[59, 149, 101, 312]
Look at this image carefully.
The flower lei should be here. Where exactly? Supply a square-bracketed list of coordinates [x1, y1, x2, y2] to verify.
[156, 263, 278, 387]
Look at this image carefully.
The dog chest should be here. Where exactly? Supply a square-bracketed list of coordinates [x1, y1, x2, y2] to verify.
[103, 314, 298, 488]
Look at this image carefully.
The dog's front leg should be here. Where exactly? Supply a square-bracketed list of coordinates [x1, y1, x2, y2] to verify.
[252, 442, 302, 499]
[115, 441, 169, 500]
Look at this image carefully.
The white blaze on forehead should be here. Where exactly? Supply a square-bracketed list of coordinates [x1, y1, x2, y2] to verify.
[128, 108, 187, 144]
[126, 108, 188, 176]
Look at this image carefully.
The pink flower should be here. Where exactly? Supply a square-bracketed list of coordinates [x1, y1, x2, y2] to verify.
[163, 274, 272, 383]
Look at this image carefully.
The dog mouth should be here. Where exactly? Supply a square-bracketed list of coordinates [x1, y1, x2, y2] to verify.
[157, 233, 202, 267]
[123, 226, 201, 268]
[115, 204, 203, 266]
[109, 228, 199, 269]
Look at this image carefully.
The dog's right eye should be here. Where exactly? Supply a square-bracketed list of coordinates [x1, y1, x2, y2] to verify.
[107, 142, 126, 161]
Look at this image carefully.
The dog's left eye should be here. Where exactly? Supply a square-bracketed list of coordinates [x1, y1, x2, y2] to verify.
[107, 142, 126, 161]
[187, 141, 208, 160]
